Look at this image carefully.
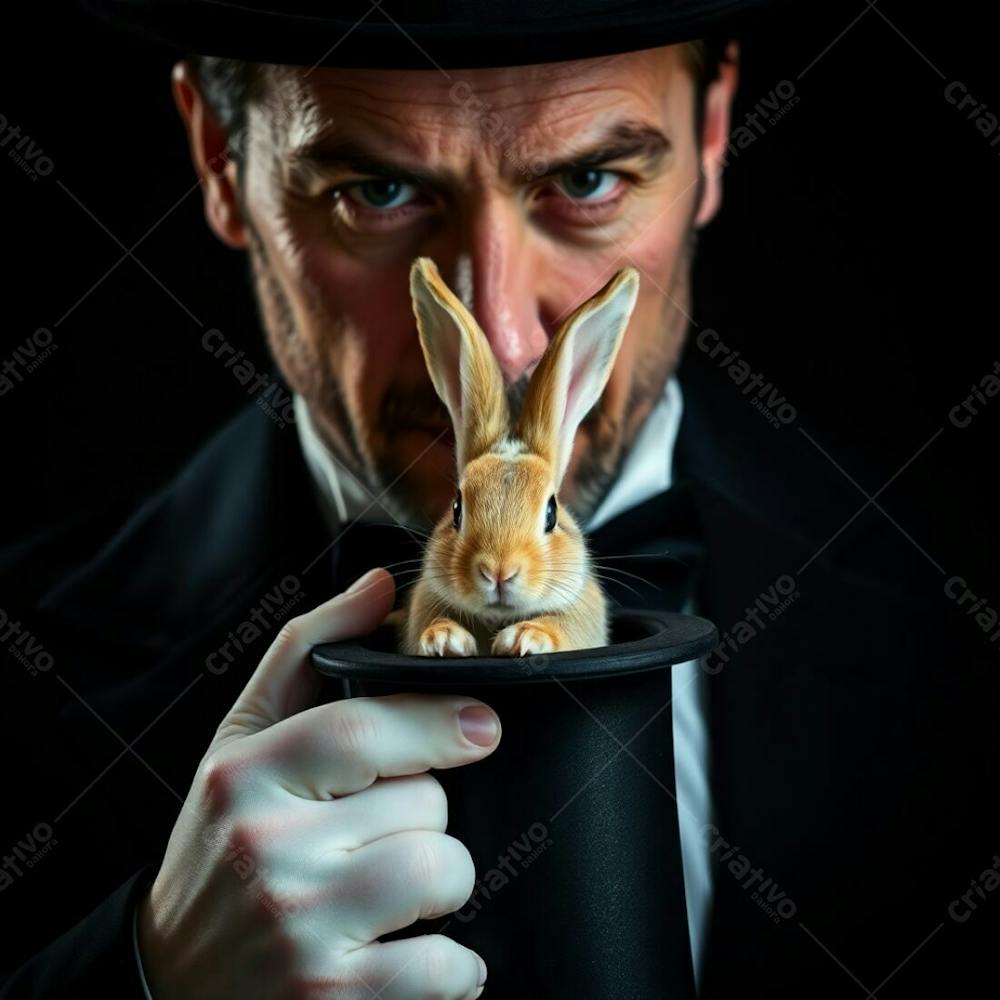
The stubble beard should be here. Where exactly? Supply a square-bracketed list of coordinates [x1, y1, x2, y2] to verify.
[244, 217, 695, 532]
[564, 232, 696, 526]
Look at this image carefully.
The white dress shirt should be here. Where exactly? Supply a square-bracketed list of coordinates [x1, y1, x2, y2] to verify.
[133, 375, 715, 994]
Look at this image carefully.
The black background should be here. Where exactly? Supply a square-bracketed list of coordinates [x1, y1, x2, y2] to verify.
[1, 0, 997, 981]
[2, 1, 996, 581]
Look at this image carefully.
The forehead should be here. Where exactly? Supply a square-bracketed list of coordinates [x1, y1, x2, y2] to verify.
[255, 46, 692, 164]
[462, 452, 551, 505]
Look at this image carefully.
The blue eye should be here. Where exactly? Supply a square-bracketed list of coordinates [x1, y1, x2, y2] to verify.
[556, 168, 620, 201]
[346, 178, 419, 210]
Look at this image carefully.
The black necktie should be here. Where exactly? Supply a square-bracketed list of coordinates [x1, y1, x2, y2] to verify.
[330, 481, 703, 615]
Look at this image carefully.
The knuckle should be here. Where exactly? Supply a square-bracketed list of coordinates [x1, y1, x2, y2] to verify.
[227, 819, 271, 875]
[228, 818, 264, 856]
[417, 936, 464, 995]
[444, 833, 474, 871]
[327, 702, 382, 757]
[199, 750, 245, 815]
[447, 838, 476, 900]
[423, 836, 475, 915]
[285, 969, 357, 1000]
[410, 773, 448, 825]
[409, 836, 447, 888]
[272, 618, 305, 658]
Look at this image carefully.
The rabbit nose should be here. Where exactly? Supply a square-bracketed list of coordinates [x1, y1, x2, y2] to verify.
[476, 561, 521, 595]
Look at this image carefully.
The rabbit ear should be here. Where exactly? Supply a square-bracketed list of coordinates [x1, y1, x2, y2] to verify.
[516, 267, 639, 486]
[409, 257, 509, 468]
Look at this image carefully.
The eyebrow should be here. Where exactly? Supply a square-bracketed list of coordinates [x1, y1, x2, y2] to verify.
[287, 119, 671, 189]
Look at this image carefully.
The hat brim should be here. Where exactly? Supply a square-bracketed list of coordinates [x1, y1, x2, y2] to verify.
[82, 0, 771, 69]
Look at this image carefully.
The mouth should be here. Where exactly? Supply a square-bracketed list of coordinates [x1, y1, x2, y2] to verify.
[481, 597, 519, 615]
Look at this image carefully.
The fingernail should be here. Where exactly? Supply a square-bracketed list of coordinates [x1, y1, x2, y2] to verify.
[459, 705, 499, 747]
[345, 569, 376, 595]
[476, 953, 488, 987]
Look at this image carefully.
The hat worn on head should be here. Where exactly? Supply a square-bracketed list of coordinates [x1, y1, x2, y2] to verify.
[82, 0, 772, 69]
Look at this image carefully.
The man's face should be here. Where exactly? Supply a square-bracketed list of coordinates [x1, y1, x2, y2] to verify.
[179, 45, 736, 526]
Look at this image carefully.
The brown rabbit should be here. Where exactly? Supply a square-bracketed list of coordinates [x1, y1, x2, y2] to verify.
[400, 256, 640, 657]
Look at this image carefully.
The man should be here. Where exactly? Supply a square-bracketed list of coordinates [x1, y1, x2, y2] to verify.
[2, 1, 994, 997]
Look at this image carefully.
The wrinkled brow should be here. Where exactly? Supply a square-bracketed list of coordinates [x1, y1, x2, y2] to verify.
[287, 118, 672, 189]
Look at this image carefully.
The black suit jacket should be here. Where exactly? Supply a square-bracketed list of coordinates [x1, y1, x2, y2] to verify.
[1, 369, 995, 997]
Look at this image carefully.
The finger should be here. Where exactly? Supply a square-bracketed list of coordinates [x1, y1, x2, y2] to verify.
[341, 935, 486, 1000]
[252, 692, 501, 799]
[326, 773, 449, 850]
[326, 830, 476, 943]
[213, 567, 395, 745]
[244, 775, 449, 873]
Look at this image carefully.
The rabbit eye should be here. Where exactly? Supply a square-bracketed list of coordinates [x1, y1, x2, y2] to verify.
[545, 495, 557, 533]
[452, 491, 463, 530]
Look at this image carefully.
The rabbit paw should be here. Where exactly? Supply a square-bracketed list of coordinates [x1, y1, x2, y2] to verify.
[419, 618, 478, 657]
[492, 620, 559, 657]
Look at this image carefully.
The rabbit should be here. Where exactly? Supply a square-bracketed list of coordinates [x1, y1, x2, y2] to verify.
[399, 255, 640, 657]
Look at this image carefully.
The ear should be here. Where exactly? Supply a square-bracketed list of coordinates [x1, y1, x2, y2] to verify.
[693, 41, 740, 229]
[516, 267, 639, 486]
[171, 59, 249, 250]
[409, 257, 509, 469]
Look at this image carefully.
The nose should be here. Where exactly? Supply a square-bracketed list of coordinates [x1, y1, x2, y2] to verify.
[476, 559, 522, 597]
[455, 197, 552, 385]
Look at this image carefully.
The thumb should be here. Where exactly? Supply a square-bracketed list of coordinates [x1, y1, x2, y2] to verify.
[213, 567, 395, 745]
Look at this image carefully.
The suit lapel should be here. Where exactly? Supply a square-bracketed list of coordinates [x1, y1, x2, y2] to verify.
[675, 372, 996, 995]
[34, 398, 336, 857]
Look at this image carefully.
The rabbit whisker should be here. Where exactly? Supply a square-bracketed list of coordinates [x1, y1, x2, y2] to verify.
[549, 558, 658, 590]
[372, 557, 428, 572]
[586, 551, 682, 561]
[591, 574, 643, 600]
[550, 565, 639, 594]
[594, 550, 693, 570]
[360, 520, 433, 539]
[590, 564, 659, 588]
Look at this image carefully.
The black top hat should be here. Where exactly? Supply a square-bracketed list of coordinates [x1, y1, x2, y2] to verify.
[82, 0, 773, 69]
[312, 608, 719, 997]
